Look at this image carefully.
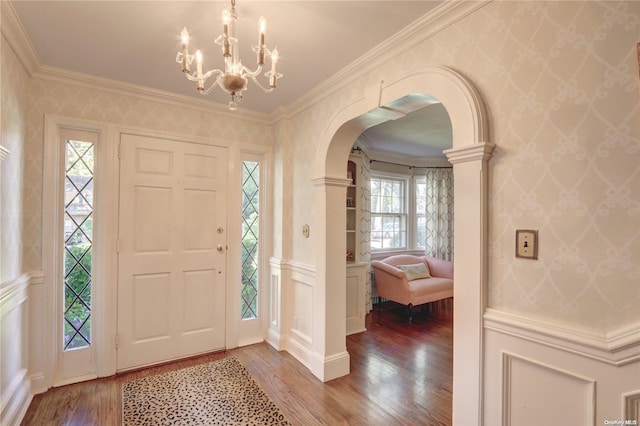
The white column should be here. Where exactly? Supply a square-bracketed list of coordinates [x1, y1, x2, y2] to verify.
[445, 142, 494, 426]
[311, 177, 351, 381]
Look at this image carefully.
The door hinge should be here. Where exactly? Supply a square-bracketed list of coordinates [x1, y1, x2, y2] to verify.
[115, 334, 120, 349]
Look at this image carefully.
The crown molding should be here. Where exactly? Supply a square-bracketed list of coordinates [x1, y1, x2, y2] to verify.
[277, 0, 492, 120]
[34, 65, 271, 125]
[1, 0, 271, 125]
[1, 0, 40, 75]
[3, 0, 491, 125]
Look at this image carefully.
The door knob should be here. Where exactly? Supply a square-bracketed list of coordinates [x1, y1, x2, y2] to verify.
[217, 244, 224, 252]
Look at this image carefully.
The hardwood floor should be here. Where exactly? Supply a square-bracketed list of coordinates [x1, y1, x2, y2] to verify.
[21, 299, 453, 425]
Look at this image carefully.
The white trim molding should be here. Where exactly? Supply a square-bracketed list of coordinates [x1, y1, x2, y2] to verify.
[0, 1, 41, 75]
[280, 1, 491, 120]
[2, 0, 492, 125]
[501, 352, 596, 426]
[623, 390, 640, 423]
[0, 272, 29, 320]
[311, 176, 352, 189]
[267, 258, 324, 377]
[0, 146, 9, 162]
[0, 272, 36, 426]
[485, 308, 640, 366]
[315, 66, 492, 423]
[267, 257, 287, 350]
[445, 142, 496, 164]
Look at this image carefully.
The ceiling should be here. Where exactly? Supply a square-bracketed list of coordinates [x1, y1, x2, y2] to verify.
[10, 0, 452, 158]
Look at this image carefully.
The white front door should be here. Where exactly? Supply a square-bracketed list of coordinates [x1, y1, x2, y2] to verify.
[117, 134, 227, 370]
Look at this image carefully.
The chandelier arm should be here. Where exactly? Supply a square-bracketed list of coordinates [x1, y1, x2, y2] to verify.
[200, 80, 223, 96]
[241, 63, 263, 78]
[184, 69, 222, 83]
[245, 73, 275, 94]
[201, 70, 226, 95]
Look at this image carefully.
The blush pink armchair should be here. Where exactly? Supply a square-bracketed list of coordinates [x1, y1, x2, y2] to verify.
[371, 254, 453, 322]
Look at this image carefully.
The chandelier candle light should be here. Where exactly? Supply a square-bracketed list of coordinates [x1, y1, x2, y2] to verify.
[176, 0, 282, 110]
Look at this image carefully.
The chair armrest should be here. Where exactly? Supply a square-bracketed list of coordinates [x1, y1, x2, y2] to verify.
[371, 260, 412, 305]
[371, 260, 405, 279]
[423, 257, 453, 279]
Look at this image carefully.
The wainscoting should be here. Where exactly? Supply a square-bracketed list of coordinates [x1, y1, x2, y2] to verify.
[0, 272, 41, 425]
[267, 258, 317, 374]
[484, 308, 640, 425]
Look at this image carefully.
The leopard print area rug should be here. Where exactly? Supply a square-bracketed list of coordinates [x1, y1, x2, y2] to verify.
[122, 357, 292, 425]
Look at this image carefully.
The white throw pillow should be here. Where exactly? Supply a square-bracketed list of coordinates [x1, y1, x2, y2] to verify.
[396, 263, 431, 281]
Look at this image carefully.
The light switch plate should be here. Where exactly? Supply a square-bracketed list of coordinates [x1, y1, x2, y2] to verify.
[302, 224, 310, 238]
[516, 229, 538, 259]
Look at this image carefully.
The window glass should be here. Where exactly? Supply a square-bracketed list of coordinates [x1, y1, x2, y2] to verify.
[370, 176, 407, 250]
[241, 161, 260, 320]
[64, 139, 94, 350]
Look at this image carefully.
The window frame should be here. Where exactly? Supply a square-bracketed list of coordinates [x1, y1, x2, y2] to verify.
[370, 171, 448, 254]
[236, 146, 272, 347]
[43, 115, 118, 387]
[370, 174, 409, 252]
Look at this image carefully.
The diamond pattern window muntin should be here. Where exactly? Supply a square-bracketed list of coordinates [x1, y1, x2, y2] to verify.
[63, 140, 94, 350]
[241, 161, 260, 320]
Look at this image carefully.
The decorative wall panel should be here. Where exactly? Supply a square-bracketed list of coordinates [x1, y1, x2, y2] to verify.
[502, 352, 595, 426]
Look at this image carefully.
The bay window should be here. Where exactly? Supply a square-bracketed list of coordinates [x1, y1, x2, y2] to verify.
[371, 168, 453, 258]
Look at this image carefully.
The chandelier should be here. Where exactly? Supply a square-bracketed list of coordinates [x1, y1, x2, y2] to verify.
[176, 0, 282, 110]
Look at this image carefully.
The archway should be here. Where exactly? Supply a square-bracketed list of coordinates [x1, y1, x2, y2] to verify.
[312, 66, 494, 425]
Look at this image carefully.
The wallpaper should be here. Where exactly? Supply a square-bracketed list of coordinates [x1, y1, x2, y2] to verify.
[8, 0, 640, 336]
[23, 78, 276, 272]
[285, 1, 640, 334]
[1, 36, 28, 284]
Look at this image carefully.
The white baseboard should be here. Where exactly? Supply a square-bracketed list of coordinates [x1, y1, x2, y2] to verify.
[286, 336, 313, 371]
[29, 373, 47, 395]
[266, 328, 287, 351]
[0, 369, 32, 426]
[314, 351, 350, 382]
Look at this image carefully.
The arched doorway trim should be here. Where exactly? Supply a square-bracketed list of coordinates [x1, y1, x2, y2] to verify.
[312, 65, 493, 425]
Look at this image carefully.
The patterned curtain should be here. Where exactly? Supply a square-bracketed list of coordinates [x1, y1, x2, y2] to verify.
[357, 155, 373, 312]
[423, 168, 454, 261]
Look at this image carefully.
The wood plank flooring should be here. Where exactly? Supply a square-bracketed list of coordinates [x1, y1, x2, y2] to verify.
[21, 299, 453, 425]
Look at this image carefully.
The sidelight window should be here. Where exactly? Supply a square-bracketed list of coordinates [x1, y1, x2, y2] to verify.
[63, 139, 94, 349]
[241, 160, 260, 320]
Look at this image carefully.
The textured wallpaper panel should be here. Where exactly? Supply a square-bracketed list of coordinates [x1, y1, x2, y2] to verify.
[286, 1, 640, 333]
[481, 1, 640, 332]
[1, 36, 28, 283]
[24, 78, 275, 272]
[14, 1, 640, 333]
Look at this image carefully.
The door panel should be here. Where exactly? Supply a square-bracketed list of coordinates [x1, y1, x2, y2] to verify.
[117, 134, 227, 371]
